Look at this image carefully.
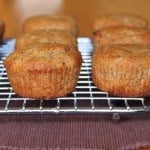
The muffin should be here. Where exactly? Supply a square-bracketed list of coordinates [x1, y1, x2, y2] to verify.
[93, 26, 150, 47]
[0, 20, 5, 44]
[22, 15, 78, 36]
[15, 29, 77, 50]
[4, 43, 82, 99]
[92, 44, 150, 97]
[92, 14, 148, 32]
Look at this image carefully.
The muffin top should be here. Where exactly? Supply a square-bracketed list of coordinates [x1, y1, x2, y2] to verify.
[0, 20, 5, 27]
[23, 15, 77, 35]
[94, 44, 150, 60]
[94, 26, 150, 36]
[4, 43, 82, 72]
[15, 29, 77, 49]
[92, 14, 148, 32]
[93, 26, 150, 46]
[0, 20, 5, 33]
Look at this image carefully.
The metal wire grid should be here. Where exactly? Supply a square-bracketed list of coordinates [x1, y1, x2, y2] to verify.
[0, 38, 149, 115]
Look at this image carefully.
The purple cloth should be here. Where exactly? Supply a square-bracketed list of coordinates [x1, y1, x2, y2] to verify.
[0, 114, 149, 150]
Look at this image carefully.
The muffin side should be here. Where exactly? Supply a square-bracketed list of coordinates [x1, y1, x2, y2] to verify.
[4, 44, 82, 99]
[92, 44, 150, 97]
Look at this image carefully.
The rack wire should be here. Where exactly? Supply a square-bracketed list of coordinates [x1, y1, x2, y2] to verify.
[0, 38, 149, 117]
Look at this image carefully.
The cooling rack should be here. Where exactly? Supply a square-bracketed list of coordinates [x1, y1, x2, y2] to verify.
[0, 38, 149, 119]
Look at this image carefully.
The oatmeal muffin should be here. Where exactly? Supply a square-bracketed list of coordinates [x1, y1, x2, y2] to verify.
[15, 29, 77, 50]
[0, 20, 5, 43]
[92, 14, 148, 32]
[22, 15, 78, 36]
[92, 44, 150, 97]
[93, 26, 150, 47]
[4, 43, 82, 99]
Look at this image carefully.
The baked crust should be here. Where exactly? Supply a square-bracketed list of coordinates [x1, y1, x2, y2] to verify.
[0, 20, 5, 43]
[23, 15, 78, 36]
[92, 44, 150, 97]
[92, 14, 148, 32]
[15, 29, 77, 50]
[4, 43, 82, 99]
[93, 26, 150, 47]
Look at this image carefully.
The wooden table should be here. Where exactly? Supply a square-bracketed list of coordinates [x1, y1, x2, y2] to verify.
[0, 0, 150, 38]
[0, 1, 150, 149]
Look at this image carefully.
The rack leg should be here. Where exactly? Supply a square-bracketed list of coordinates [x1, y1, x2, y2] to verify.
[112, 113, 120, 121]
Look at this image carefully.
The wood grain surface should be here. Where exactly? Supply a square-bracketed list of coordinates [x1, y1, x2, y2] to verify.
[0, 0, 150, 149]
[0, 0, 150, 38]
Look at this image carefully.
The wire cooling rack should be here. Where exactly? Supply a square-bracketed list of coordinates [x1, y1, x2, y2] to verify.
[0, 38, 149, 118]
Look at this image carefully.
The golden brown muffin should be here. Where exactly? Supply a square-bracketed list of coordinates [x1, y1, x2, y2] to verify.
[92, 14, 148, 32]
[4, 43, 82, 99]
[0, 20, 5, 43]
[92, 44, 150, 97]
[93, 26, 150, 47]
[23, 15, 78, 36]
[15, 29, 77, 50]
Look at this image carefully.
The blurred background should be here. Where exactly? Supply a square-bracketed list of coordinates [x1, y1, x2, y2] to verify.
[0, 0, 150, 38]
